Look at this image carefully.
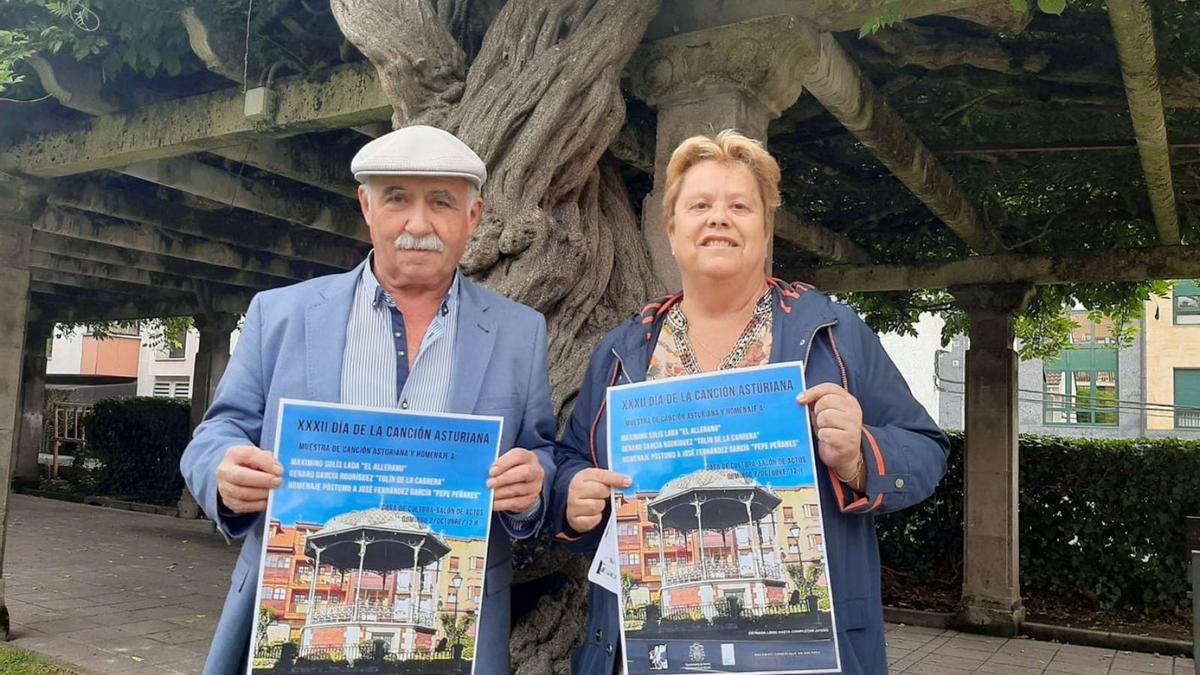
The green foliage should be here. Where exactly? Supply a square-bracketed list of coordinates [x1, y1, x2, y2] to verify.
[859, 2, 905, 38]
[0, 0, 337, 95]
[859, 0, 1070, 39]
[786, 561, 831, 611]
[73, 397, 190, 502]
[1037, 0, 1067, 14]
[57, 316, 193, 352]
[256, 605, 277, 646]
[877, 431, 1200, 614]
[842, 281, 1172, 363]
[439, 612, 477, 658]
[0, 647, 77, 675]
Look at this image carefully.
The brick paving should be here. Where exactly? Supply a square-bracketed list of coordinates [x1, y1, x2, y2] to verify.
[3, 494, 1195, 674]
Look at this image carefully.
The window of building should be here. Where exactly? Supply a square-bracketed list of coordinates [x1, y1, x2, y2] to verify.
[803, 504, 820, 518]
[449, 556, 460, 571]
[1175, 369, 1200, 429]
[1174, 280, 1200, 325]
[782, 507, 794, 521]
[161, 332, 188, 360]
[471, 556, 484, 571]
[1043, 321, 1119, 426]
[469, 585, 481, 603]
[152, 376, 191, 400]
[808, 534, 824, 548]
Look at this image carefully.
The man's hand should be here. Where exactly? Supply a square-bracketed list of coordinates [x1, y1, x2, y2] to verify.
[798, 383, 865, 484]
[217, 446, 283, 514]
[488, 448, 545, 514]
[566, 468, 631, 533]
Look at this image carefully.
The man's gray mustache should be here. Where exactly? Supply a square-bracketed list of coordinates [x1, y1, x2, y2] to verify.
[394, 233, 445, 252]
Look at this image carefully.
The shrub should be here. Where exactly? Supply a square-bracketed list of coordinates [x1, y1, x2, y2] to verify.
[75, 397, 191, 503]
[876, 431, 1200, 615]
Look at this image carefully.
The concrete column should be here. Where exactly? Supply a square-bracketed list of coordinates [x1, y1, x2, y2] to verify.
[952, 283, 1034, 636]
[629, 19, 808, 290]
[178, 311, 239, 519]
[0, 178, 41, 640]
[14, 321, 50, 487]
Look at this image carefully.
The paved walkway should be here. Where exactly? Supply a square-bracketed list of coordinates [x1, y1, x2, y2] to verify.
[2, 495, 1195, 674]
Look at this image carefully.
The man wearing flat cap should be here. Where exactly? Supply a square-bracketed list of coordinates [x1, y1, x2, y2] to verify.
[181, 125, 556, 674]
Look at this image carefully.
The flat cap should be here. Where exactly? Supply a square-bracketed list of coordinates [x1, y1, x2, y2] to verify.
[351, 125, 487, 187]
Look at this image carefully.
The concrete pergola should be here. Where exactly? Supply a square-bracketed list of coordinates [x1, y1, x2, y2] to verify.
[0, 0, 1196, 641]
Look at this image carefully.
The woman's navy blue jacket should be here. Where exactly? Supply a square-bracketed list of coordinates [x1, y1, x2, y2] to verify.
[549, 280, 951, 674]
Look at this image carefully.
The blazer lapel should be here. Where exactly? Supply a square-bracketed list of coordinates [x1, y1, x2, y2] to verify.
[305, 262, 364, 402]
[449, 277, 497, 413]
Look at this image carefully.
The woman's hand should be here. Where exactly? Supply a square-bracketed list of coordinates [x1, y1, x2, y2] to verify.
[566, 468, 631, 533]
[798, 383, 865, 487]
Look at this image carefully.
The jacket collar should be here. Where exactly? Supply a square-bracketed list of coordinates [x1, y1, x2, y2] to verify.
[447, 276, 497, 413]
[303, 260, 492, 406]
[609, 278, 840, 383]
[305, 260, 367, 401]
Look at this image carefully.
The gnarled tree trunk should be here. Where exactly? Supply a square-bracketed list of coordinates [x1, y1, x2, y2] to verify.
[331, 0, 662, 669]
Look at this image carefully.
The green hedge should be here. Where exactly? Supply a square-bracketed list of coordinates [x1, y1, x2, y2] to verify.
[74, 397, 191, 503]
[876, 431, 1200, 615]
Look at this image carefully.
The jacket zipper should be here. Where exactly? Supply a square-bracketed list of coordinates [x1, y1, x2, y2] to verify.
[610, 348, 632, 385]
[589, 353, 627, 468]
[804, 320, 838, 371]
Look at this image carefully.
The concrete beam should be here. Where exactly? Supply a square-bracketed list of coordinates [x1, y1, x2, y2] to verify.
[3, 62, 390, 177]
[645, 0, 994, 38]
[30, 268, 191, 301]
[119, 158, 367, 243]
[29, 250, 229, 297]
[791, 22, 997, 254]
[34, 206, 339, 283]
[31, 281, 184, 308]
[775, 209, 873, 264]
[210, 139, 360, 199]
[49, 182, 365, 270]
[25, 53, 360, 201]
[1107, 0, 1181, 244]
[806, 245, 1200, 292]
[31, 231, 288, 291]
[32, 291, 252, 324]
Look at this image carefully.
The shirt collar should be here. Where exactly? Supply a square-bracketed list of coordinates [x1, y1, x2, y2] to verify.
[362, 251, 460, 315]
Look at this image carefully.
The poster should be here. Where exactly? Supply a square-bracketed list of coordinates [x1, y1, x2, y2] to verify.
[248, 399, 501, 675]
[607, 362, 840, 674]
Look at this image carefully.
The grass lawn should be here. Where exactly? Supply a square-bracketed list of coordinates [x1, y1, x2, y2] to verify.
[0, 647, 78, 674]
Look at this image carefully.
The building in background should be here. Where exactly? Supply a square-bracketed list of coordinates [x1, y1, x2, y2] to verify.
[938, 280, 1200, 439]
[46, 323, 239, 402]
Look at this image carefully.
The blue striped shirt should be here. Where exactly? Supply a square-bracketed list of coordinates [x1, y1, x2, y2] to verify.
[340, 256, 459, 411]
[339, 256, 541, 525]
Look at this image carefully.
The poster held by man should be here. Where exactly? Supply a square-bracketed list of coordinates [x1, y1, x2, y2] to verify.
[247, 399, 502, 675]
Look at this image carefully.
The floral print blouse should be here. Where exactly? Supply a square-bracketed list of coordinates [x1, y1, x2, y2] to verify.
[646, 290, 774, 381]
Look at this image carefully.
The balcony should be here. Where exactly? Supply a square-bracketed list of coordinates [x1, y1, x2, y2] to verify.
[305, 600, 438, 631]
[661, 560, 786, 587]
[1176, 408, 1200, 429]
